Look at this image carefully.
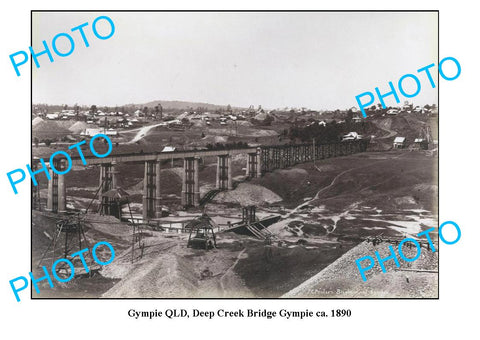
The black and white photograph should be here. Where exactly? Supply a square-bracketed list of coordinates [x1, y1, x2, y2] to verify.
[4, 0, 480, 338]
[29, 11, 439, 299]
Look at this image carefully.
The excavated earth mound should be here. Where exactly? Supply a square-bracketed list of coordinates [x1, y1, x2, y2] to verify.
[283, 240, 438, 298]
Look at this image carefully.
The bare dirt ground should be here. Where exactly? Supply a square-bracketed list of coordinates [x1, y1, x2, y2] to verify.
[282, 239, 438, 298]
[31, 149, 438, 298]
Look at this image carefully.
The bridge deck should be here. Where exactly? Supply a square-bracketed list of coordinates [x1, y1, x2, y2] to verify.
[71, 148, 258, 165]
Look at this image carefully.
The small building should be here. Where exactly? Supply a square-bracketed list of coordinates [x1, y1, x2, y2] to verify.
[46, 113, 60, 120]
[105, 128, 118, 136]
[413, 138, 428, 150]
[393, 136, 406, 149]
[82, 128, 104, 136]
[387, 109, 399, 115]
[162, 146, 176, 153]
[352, 116, 362, 123]
[342, 131, 362, 141]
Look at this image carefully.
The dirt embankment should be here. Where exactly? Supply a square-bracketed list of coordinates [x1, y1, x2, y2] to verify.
[102, 232, 254, 298]
[283, 239, 438, 298]
[213, 183, 282, 206]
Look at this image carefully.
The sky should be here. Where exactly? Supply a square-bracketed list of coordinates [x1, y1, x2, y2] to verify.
[31, 12, 438, 110]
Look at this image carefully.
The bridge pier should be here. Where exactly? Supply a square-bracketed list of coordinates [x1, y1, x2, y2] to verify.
[278, 148, 284, 169]
[155, 161, 161, 217]
[256, 148, 262, 177]
[217, 155, 233, 190]
[285, 146, 292, 167]
[300, 145, 306, 162]
[245, 149, 263, 178]
[272, 147, 280, 169]
[111, 162, 118, 188]
[261, 147, 270, 174]
[305, 144, 312, 161]
[314, 143, 321, 160]
[57, 161, 66, 213]
[143, 160, 162, 219]
[182, 157, 200, 207]
[143, 161, 154, 220]
[99, 163, 113, 215]
[46, 159, 66, 213]
[246, 153, 256, 178]
[46, 169, 57, 212]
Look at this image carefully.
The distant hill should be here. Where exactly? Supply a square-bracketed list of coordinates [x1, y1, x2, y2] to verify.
[131, 100, 245, 111]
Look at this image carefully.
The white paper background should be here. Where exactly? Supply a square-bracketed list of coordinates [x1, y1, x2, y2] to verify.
[0, 0, 476, 338]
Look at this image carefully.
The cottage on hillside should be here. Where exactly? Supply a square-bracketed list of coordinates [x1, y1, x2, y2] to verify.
[393, 136, 406, 149]
[413, 138, 428, 150]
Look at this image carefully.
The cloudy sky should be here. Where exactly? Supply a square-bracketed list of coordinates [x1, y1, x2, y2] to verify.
[32, 11, 438, 110]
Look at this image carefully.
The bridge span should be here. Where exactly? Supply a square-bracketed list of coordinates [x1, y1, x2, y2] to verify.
[38, 140, 368, 220]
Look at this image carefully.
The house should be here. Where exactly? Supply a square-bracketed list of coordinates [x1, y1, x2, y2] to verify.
[412, 138, 428, 150]
[82, 128, 104, 136]
[46, 113, 60, 120]
[318, 120, 327, 127]
[402, 102, 413, 112]
[105, 128, 118, 136]
[393, 137, 406, 149]
[342, 132, 362, 141]
[352, 116, 362, 123]
[162, 146, 176, 152]
[387, 109, 399, 115]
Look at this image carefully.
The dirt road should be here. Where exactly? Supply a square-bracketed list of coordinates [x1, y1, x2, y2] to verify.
[373, 119, 397, 139]
[126, 123, 166, 144]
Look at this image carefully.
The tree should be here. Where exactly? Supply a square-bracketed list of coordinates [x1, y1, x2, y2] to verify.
[346, 110, 353, 124]
[155, 105, 163, 120]
[90, 105, 97, 114]
[34, 137, 39, 147]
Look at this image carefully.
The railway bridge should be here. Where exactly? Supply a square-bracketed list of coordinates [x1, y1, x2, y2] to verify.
[39, 139, 368, 219]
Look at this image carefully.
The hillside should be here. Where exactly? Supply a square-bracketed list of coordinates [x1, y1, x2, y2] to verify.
[136, 100, 245, 111]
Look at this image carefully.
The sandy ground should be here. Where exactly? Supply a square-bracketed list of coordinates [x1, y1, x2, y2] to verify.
[283, 240, 438, 298]
[213, 183, 283, 206]
[102, 231, 255, 298]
